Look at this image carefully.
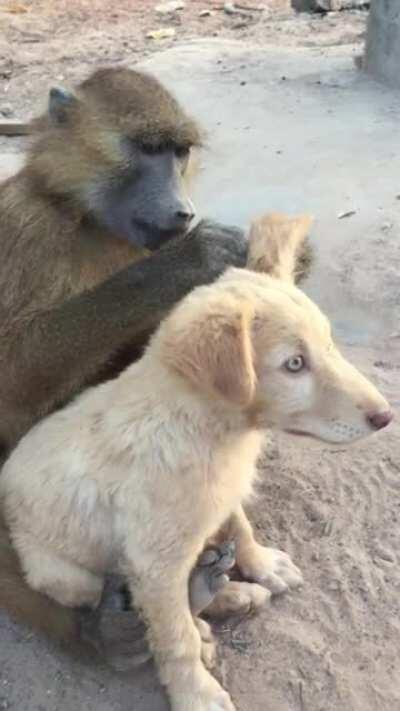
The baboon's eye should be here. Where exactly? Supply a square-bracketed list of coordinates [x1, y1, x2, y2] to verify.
[284, 355, 305, 373]
[174, 145, 190, 159]
[141, 143, 163, 156]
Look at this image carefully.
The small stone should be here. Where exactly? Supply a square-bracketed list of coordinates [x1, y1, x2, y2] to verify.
[233, 21, 250, 29]
[322, 518, 334, 537]
[1, 104, 13, 118]
[327, 579, 341, 592]
[224, 2, 236, 14]
[374, 546, 395, 563]
[155, 1, 185, 13]
[146, 27, 176, 40]
[199, 9, 213, 17]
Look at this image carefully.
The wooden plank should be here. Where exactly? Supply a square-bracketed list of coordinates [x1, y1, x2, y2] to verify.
[0, 121, 31, 136]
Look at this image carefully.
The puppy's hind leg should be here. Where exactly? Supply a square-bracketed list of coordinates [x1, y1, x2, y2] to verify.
[18, 540, 103, 609]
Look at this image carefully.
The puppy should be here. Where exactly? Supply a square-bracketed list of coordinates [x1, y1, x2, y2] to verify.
[0, 213, 392, 711]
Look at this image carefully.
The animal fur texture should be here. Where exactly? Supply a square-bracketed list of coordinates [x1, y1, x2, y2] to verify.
[0, 213, 392, 711]
[0, 65, 314, 655]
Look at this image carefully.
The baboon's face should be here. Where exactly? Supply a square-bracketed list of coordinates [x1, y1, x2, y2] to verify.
[36, 70, 202, 252]
[94, 143, 195, 251]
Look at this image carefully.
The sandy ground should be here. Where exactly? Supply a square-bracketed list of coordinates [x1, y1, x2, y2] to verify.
[0, 0, 367, 131]
[1, 3, 400, 711]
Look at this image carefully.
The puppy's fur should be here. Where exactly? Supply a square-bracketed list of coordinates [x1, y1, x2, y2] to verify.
[0, 214, 392, 711]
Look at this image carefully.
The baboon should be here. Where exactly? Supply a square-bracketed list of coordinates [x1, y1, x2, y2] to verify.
[0, 66, 312, 660]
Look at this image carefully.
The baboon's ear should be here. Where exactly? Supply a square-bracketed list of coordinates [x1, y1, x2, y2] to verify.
[48, 87, 79, 125]
[247, 212, 314, 283]
[164, 302, 256, 408]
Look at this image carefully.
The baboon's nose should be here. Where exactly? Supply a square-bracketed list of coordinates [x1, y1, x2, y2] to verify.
[367, 410, 394, 431]
[175, 208, 194, 225]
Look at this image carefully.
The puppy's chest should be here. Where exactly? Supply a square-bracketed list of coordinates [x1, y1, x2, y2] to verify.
[189, 431, 263, 526]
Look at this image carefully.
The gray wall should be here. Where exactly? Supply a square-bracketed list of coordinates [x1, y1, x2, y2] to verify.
[365, 1, 400, 88]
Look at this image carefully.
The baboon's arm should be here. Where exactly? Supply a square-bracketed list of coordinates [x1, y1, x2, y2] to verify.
[3, 221, 247, 418]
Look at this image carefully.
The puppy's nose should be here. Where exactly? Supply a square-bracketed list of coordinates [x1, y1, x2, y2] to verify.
[367, 410, 394, 431]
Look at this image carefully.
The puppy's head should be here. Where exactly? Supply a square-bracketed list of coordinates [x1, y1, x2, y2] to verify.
[159, 213, 393, 445]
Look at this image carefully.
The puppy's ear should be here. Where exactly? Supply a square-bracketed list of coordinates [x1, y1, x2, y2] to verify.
[247, 212, 314, 283]
[164, 301, 256, 408]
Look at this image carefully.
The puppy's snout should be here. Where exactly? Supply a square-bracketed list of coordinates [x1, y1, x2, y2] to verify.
[366, 410, 394, 431]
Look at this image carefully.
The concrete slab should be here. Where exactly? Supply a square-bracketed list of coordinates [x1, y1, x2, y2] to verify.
[140, 40, 400, 345]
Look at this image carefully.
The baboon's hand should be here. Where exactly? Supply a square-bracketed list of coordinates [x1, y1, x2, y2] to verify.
[189, 541, 236, 616]
[171, 220, 248, 282]
[193, 219, 248, 266]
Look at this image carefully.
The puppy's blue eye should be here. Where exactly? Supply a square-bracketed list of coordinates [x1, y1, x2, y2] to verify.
[285, 356, 305, 373]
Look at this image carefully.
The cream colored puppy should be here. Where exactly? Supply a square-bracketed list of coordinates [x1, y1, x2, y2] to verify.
[0, 213, 392, 711]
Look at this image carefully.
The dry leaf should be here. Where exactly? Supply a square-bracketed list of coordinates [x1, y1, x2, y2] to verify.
[5, 2, 29, 13]
[146, 27, 176, 40]
[337, 210, 356, 220]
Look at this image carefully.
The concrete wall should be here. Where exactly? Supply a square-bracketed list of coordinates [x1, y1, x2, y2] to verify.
[365, 1, 400, 88]
[292, 1, 369, 11]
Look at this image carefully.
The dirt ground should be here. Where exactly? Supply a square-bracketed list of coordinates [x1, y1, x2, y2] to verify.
[1, 3, 400, 711]
[1, 0, 367, 129]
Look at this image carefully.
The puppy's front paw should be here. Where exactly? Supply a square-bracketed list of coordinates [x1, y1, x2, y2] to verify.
[239, 544, 303, 595]
[171, 679, 236, 711]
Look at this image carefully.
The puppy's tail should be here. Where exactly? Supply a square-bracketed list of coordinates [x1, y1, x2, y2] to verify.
[247, 212, 314, 285]
[294, 237, 314, 285]
[0, 512, 91, 656]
